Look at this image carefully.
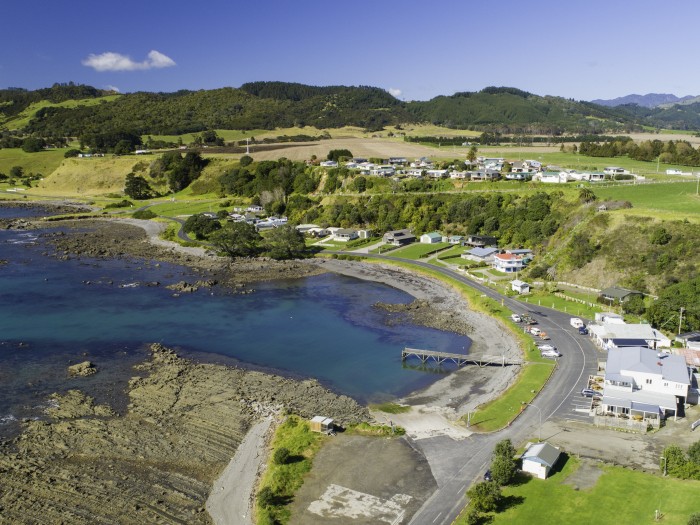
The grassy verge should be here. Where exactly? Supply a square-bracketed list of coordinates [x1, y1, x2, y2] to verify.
[256, 416, 324, 525]
[467, 363, 555, 431]
[390, 242, 451, 260]
[347, 422, 406, 436]
[369, 402, 411, 414]
[456, 456, 700, 525]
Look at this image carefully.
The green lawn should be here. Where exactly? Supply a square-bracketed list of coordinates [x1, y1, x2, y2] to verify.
[437, 244, 466, 260]
[595, 181, 700, 217]
[391, 242, 450, 259]
[462, 457, 700, 525]
[145, 199, 224, 217]
[0, 148, 67, 177]
[519, 292, 603, 319]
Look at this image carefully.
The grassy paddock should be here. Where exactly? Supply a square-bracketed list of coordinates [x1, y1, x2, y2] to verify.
[390, 242, 450, 259]
[464, 457, 700, 525]
[520, 292, 602, 319]
[257, 416, 324, 525]
[0, 148, 67, 177]
[595, 181, 700, 217]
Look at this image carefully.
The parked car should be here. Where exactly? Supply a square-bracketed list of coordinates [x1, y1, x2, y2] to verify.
[541, 349, 562, 358]
[484, 470, 492, 481]
[581, 388, 601, 398]
[578, 326, 589, 335]
[570, 317, 584, 329]
[511, 314, 522, 323]
[537, 344, 557, 352]
[529, 327, 542, 337]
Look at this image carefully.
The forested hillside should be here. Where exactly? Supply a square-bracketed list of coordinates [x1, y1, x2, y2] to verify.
[6, 82, 700, 139]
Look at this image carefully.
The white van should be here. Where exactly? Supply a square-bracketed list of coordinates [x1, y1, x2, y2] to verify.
[530, 327, 542, 336]
[570, 318, 584, 329]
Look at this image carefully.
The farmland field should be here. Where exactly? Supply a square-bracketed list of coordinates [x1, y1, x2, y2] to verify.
[594, 181, 700, 217]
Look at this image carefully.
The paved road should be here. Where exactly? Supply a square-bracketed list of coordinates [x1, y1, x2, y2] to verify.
[331, 252, 599, 524]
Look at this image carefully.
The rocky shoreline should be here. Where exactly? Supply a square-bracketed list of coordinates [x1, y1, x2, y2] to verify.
[0, 344, 368, 524]
[0, 208, 523, 522]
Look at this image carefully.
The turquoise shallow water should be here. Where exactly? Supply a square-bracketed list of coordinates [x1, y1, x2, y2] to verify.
[0, 209, 470, 436]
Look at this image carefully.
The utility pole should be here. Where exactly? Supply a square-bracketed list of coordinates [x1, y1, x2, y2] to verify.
[679, 307, 685, 335]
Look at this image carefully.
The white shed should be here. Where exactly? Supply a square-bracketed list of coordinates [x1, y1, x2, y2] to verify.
[511, 279, 530, 294]
[521, 442, 561, 479]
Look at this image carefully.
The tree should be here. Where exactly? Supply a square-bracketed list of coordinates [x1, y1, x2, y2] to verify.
[183, 214, 222, 240]
[662, 444, 688, 476]
[263, 224, 308, 260]
[113, 139, 134, 155]
[327, 149, 353, 162]
[687, 440, 700, 465]
[622, 294, 646, 316]
[490, 439, 518, 486]
[466, 481, 502, 513]
[124, 173, 154, 200]
[10, 166, 23, 179]
[240, 155, 253, 167]
[209, 221, 261, 257]
[21, 137, 45, 153]
[467, 145, 478, 163]
[494, 439, 516, 460]
[578, 188, 597, 203]
[257, 486, 275, 508]
[353, 176, 367, 193]
[689, 513, 700, 525]
[64, 148, 81, 158]
[273, 447, 290, 465]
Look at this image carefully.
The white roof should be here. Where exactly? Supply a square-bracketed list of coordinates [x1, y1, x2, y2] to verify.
[589, 323, 658, 341]
[606, 347, 690, 385]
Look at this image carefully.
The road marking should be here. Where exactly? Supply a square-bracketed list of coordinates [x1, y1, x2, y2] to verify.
[433, 511, 443, 523]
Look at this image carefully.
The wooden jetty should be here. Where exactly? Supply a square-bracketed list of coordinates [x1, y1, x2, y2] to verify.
[402, 347, 521, 368]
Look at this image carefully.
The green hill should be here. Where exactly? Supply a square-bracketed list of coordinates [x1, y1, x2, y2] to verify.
[5, 82, 700, 140]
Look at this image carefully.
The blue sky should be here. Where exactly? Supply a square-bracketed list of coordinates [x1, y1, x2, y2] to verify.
[2, 0, 699, 101]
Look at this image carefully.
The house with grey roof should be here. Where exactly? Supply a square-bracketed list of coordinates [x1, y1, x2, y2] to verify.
[461, 247, 498, 263]
[601, 347, 692, 422]
[383, 229, 415, 246]
[588, 322, 671, 350]
[521, 442, 561, 479]
[599, 286, 643, 305]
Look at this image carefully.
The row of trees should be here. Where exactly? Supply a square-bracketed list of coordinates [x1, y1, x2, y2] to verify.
[579, 138, 700, 166]
[464, 439, 518, 523]
[209, 222, 309, 260]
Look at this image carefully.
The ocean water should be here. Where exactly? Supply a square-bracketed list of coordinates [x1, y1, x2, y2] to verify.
[0, 209, 470, 436]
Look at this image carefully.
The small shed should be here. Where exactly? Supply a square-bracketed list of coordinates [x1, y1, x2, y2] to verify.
[420, 232, 442, 244]
[310, 416, 334, 433]
[521, 442, 561, 479]
[511, 279, 530, 294]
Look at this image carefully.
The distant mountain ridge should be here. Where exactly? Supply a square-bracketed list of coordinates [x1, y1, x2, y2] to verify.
[6, 82, 700, 136]
[591, 93, 698, 108]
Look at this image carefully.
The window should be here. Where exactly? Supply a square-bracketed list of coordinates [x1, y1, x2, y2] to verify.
[646, 379, 652, 385]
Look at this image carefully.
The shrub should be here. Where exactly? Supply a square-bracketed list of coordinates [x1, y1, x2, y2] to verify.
[132, 209, 156, 220]
[273, 447, 291, 465]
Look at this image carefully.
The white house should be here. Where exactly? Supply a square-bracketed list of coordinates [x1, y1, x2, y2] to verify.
[539, 171, 572, 184]
[521, 442, 561, 479]
[601, 347, 692, 421]
[604, 167, 629, 176]
[426, 169, 449, 179]
[334, 228, 359, 242]
[588, 323, 671, 350]
[320, 160, 338, 168]
[420, 232, 443, 244]
[493, 252, 525, 273]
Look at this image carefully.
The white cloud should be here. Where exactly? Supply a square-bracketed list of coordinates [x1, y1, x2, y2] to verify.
[388, 88, 402, 98]
[104, 85, 120, 93]
[82, 50, 176, 72]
